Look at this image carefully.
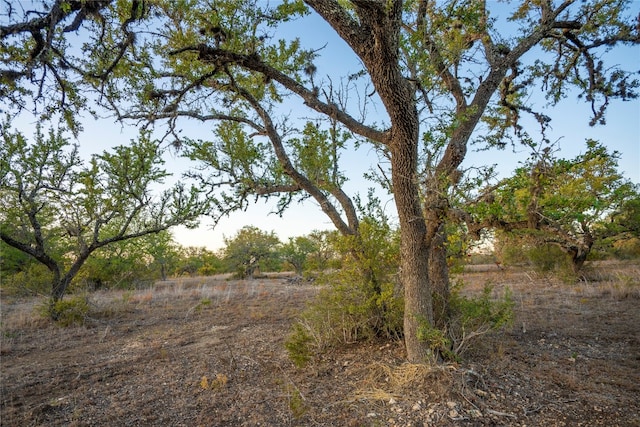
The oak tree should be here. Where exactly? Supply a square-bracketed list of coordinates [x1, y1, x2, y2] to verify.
[281, 235, 319, 276]
[2, 0, 638, 361]
[223, 225, 281, 279]
[469, 140, 638, 273]
[79, 229, 181, 287]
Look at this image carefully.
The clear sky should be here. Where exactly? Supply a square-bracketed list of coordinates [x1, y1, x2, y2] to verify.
[6, 1, 640, 252]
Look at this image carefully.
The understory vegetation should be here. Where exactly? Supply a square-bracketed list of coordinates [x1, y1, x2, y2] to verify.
[3, 215, 637, 365]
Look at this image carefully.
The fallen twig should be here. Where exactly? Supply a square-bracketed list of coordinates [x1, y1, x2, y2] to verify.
[486, 408, 517, 418]
[524, 405, 544, 416]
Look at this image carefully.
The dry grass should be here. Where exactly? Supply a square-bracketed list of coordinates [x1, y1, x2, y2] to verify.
[353, 361, 453, 402]
[1, 263, 639, 426]
[577, 261, 640, 299]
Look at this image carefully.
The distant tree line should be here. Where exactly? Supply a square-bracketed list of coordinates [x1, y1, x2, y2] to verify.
[0, 224, 343, 297]
[3, 185, 638, 299]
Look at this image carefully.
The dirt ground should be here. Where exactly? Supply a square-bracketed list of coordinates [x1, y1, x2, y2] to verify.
[1, 262, 639, 426]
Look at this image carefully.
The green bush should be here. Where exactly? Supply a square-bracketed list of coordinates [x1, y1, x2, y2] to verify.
[467, 252, 498, 265]
[446, 282, 514, 358]
[417, 281, 514, 362]
[527, 244, 566, 272]
[497, 233, 578, 280]
[289, 269, 403, 350]
[612, 238, 640, 259]
[285, 216, 403, 365]
[416, 318, 454, 361]
[495, 232, 531, 266]
[285, 323, 313, 368]
[197, 265, 218, 276]
[39, 295, 90, 326]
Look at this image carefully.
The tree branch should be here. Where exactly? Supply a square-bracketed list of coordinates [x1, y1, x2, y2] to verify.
[304, 0, 368, 55]
[180, 44, 387, 144]
[233, 83, 358, 236]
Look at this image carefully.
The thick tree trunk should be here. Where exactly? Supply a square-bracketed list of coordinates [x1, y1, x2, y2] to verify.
[566, 242, 591, 274]
[555, 224, 594, 275]
[399, 220, 433, 363]
[160, 263, 168, 281]
[48, 251, 93, 319]
[571, 251, 588, 273]
[390, 139, 433, 363]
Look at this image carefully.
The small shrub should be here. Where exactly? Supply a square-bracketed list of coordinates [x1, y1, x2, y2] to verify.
[416, 281, 514, 361]
[527, 244, 566, 272]
[285, 279, 399, 363]
[467, 253, 498, 265]
[39, 295, 90, 326]
[281, 382, 307, 419]
[285, 323, 313, 368]
[500, 237, 579, 281]
[212, 373, 228, 389]
[446, 282, 514, 357]
[194, 298, 212, 313]
[200, 375, 209, 390]
[288, 387, 307, 419]
[416, 318, 455, 362]
[285, 215, 403, 365]
[199, 373, 228, 390]
[286, 268, 403, 358]
[496, 234, 530, 266]
[612, 238, 640, 260]
[198, 265, 218, 276]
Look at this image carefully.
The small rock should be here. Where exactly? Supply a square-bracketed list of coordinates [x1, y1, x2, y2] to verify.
[389, 398, 397, 405]
[449, 409, 459, 418]
[469, 409, 482, 418]
[412, 402, 422, 411]
[366, 412, 377, 418]
[475, 389, 487, 397]
[446, 401, 457, 409]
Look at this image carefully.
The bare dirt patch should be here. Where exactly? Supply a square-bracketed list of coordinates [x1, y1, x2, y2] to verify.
[2, 263, 639, 426]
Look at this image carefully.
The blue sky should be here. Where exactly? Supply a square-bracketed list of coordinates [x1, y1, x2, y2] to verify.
[6, 1, 640, 251]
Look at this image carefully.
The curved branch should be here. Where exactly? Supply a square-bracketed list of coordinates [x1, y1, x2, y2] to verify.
[1, 0, 87, 37]
[304, 0, 368, 55]
[435, 1, 576, 180]
[122, 110, 265, 135]
[181, 44, 387, 144]
[234, 84, 358, 235]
